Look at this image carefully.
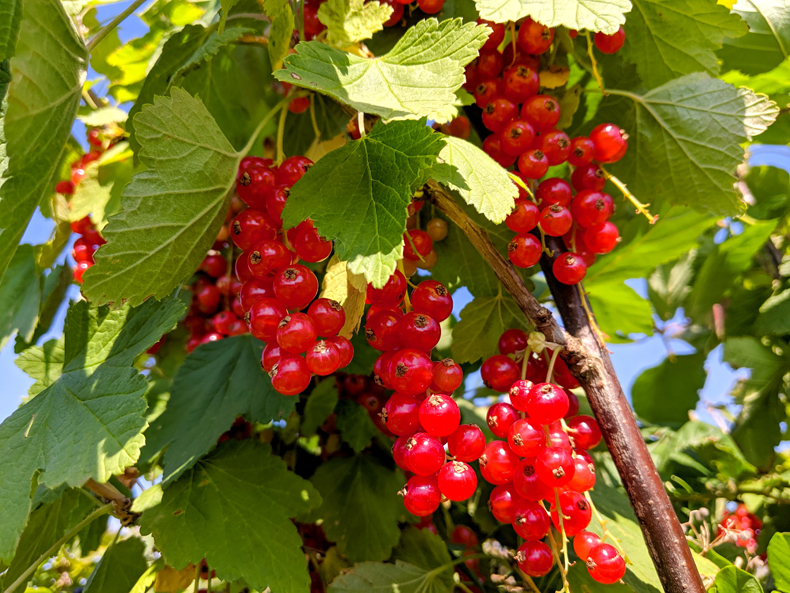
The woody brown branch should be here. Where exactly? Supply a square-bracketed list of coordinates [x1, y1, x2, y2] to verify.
[426, 180, 704, 593]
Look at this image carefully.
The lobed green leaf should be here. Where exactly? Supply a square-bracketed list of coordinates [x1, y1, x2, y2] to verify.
[474, 0, 630, 33]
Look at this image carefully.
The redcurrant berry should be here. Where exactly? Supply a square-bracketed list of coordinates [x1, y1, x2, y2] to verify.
[553, 252, 587, 284]
[448, 424, 485, 462]
[487, 402, 519, 438]
[438, 461, 477, 501]
[419, 393, 461, 437]
[516, 541, 553, 577]
[507, 417, 546, 457]
[401, 475, 441, 516]
[411, 280, 453, 321]
[594, 26, 626, 54]
[480, 354, 520, 392]
[517, 17, 554, 55]
[273, 265, 319, 309]
[480, 440, 520, 485]
[269, 354, 311, 395]
[508, 233, 542, 268]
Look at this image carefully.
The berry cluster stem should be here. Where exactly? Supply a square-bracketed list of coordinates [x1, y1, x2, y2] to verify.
[546, 523, 571, 593]
[600, 166, 658, 224]
[584, 32, 606, 95]
[577, 284, 609, 345]
[584, 491, 630, 562]
[546, 346, 562, 384]
[276, 100, 290, 165]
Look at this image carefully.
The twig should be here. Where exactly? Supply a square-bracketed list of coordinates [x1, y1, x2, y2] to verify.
[516, 566, 542, 593]
[584, 32, 606, 94]
[546, 526, 571, 593]
[86, 0, 147, 52]
[238, 34, 269, 46]
[2, 504, 112, 593]
[276, 101, 290, 165]
[85, 478, 126, 502]
[600, 166, 657, 224]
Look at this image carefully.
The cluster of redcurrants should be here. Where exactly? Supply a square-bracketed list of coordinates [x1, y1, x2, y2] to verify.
[401, 196, 450, 275]
[230, 155, 353, 396]
[717, 503, 762, 554]
[463, 18, 627, 285]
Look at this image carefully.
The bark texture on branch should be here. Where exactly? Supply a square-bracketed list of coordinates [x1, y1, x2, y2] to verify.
[427, 181, 704, 593]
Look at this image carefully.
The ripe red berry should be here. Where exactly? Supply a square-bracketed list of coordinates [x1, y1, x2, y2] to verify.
[503, 65, 539, 103]
[571, 163, 606, 192]
[499, 329, 528, 356]
[433, 358, 463, 392]
[551, 491, 592, 535]
[479, 19, 506, 51]
[587, 543, 626, 584]
[247, 297, 287, 342]
[401, 475, 441, 516]
[566, 388, 580, 417]
[594, 26, 626, 54]
[514, 457, 554, 501]
[509, 378, 532, 411]
[72, 238, 95, 263]
[536, 178, 572, 208]
[477, 50, 503, 79]
[516, 541, 553, 577]
[487, 402, 519, 438]
[262, 343, 283, 372]
[392, 435, 412, 471]
[567, 456, 596, 492]
[480, 354, 520, 392]
[200, 254, 227, 278]
[391, 349, 434, 395]
[438, 461, 477, 501]
[411, 280, 453, 321]
[305, 340, 342, 375]
[539, 204, 573, 236]
[196, 284, 221, 312]
[448, 424, 486, 462]
[483, 98, 518, 133]
[273, 265, 319, 309]
[553, 252, 587, 284]
[480, 440, 520, 485]
[270, 354, 311, 395]
[247, 240, 291, 280]
[522, 95, 560, 132]
[399, 312, 441, 352]
[517, 17, 554, 55]
[303, 1, 325, 38]
[70, 215, 93, 234]
[500, 120, 536, 157]
[473, 79, 500, 109]
[571, 190, 614, 228]
[237, 163, 277, 209]
[540, 130, 572, 165]
[367, 270, 407, 308]
[419, 393, 461, 437]
[417, 0, 444, 14]
[548, 421, 572, 450]
[57, 180, 76, 196]
[508, 233, 542, 268]
[239, 279, 274, 312]
[293, 226, 332, 262]
[483, 133, 517, 168]
[506, 198, 540, 233]
[513, 501, 550, 540]
[536, 446, 576, 487]
[307, 298, 345, 336]
[518, 149, 549, 179]
[489, 483, 525, 523]
[451, 525, 478, 547]
[527, 382, 569, 424]
[73, 261, 92, 283]
[573, 531, 602, 561]
[507, 418, 546, 457]
[365, 309, 402, 351]
[585, 222, 619, 254]
[265, 187, 289, 227]
[277, 313, 317, 354]
[403, 229, 433, 261]
[590, 123, 628, 163]
[328, 335, 353, 368]
[277, 156, 313, 186]
[566, 415, 602, 450]
[212, 311, 238, 336]
[383, 392, 422, 436]
[405, 432, 446, 476]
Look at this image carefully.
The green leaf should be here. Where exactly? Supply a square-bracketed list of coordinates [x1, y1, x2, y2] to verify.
[335, 400, 379, 452]
[0, 245, 39, 350]
[83, 537, 149, 593]
[283, 120, 443, 287]
[169, 27, 254, 88]
[474, 0, 629, 33]
[392, 526, 454, 588]
[1, 489, 94, 592]
[0, 0, 21, 60]
[711, 565, 764, 593]
[632, 353, 707, 424]
[596, 74, 778, 216]
[432, 137, 517, 224]
[144, 334, 296, 483]
[139, 440, 321, 593]
[755, 289, 790, 335]
[451, 294, 530, 364]
[275, 19, 488, 122]
[0, 0, 86, 285]
[283, 94, 351, 157]
[15, 337, 65, 398]
[78, 106, 129, 127]
[0, 297, 185, 561]
[16, 264, 71, 353]
[767, 533, 790, 591]
[648, 252, 695, 321]
[68, 143, 133, 230]
[586, 280, 653, 342]
[263, 0, 295, 68]
[720, 0, 790, 76]
[311, 454, 405, 562]
[621, 0, 746, 88]
[328, 560, 452, 593]
[302, 378, 340, 436]
[724, 336, 790, 469]
[83, 88, 240, 307]
[318, 0, 392, 47]
[220, 0, 244, 31]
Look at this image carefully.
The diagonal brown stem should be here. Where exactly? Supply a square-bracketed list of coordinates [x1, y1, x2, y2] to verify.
[427, 181, 704, 593]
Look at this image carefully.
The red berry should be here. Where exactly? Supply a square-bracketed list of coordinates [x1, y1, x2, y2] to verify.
[448, 424, 485, 462]
[508, 233, 542, 268]
[590, 123, 628, 163]
[306, 340, 341, 375]
[473, 79, 500, 109]
[571, 190, 614, 228]
[439, 461, 477, 501]
[573, 531, 601, 561]
[365, 310, 402, 351]
[447, 116, 471, 140]
[235, 254, 254, 282]
[513, 501, 550, 540]
[419, 393, 461, 437]
[328, 335, 354, 368]
[527, 382, 569, 424]
[551, 491, 592, 536]
[197, 284, 221, 311]
[383, 392, 422, 436]
[509, 378, 532, 411]
[483, 133, 517, 168]
[548, 421, 572, 451]
[367, 270, 406, 308]
[277, 156, 313, 186]
[553, 252, 587, 284]
[382, 0, 403, 25]
[516, 541, 553, 577]
[401, 475, 441, 516]
[514, 457, 554, 501]
[237, 163, 277, 210]
[517, 17, 554, 55]
[239, 279, 274, 312]
[273, 265, 319, 310]
[391, 349, 433, 394]
[506, 199, 540, 233]
[417, 0, 444, 14]
[565, 389, 580, 418]
[212, 311, 238, 335]
[518, 149, 549, 179]
[571, 164, 606, 192]
[451, 525, 479, 547]
[405, 432, 446, 476]
[487, 402, 519, 438]
[569, 136, 596, 167]
[288, 96, 310, 114]
[503, 65, 540, 103]
[587, 543, 626, 584]
[567, 455, 596, 492]
[481, 354, 520, 392]
[247, 297, 287, 342]
[70, 215, 93, 234]
[585, 222, 619, 254]
[293, 226, 332, 262]
[483, 98, 518, 133]
[476, 50, 503, 79]
[307, 298, 345, 336]
[479, 19, 505, 51]
[539, 204, 573, 237]
[536, 446, 575, 487]
[399, 312, 441, 351]
[540, 129, 572, 165]
[265, 187, 289, 227]
[276, 313, 317, 354]
[480, 440, 520, 485]
[58, 180, 76, 195]
[201, 332, 223, 345]
[262, 343, 283, 372]
[411, 280, 453, 321]
[392, 436, 412, 471]
[231, 210, 277, 251]
[489, 483, 526, 523]
[270, 354, 311, 395]
[500, 120, 536, 157]
[403, 229, 433, 261]
[507, 418, 545, 457]
[248, 240, 291, 280]
[499, 329, 528, 356]
[72, 238, 95, 263]
[303, 0, 325, 38]
[201, 254, 227, 278]
[522, 95, 560, 132]
[566, 415, 602, 450]
[433, 358, 463, 392]
[594, 26, 626, 54]
[73, 261, 92, 283]
[536, 178, 572, 208]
